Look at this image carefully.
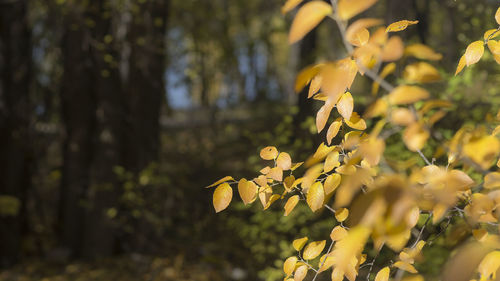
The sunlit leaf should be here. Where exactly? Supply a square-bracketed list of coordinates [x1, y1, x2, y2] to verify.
[277, 152, 292, 170]
[316, 101, 334, 133]
[390, 108, 415, 126]
[455, 55, 466, 76]
[281, 0, 303, 14]
[331, 267, 345, 281]
[335, 207, 349, 222]
[213, 183, 233, 213]
[403, 62, 441, 83]
[260, 146, 278, 160]
[308, 75, 322, 98]
[238, 178, 257, 205]
[324, 174, 341, 195]
[283, 256, 298, 276]
[394, 261, 418, 273]
[405, 44, 442, 60]
[331, 226, 371, 277]
[295, 64, 323, 92]
[337, 0, 378, 20]
[288, 1, 332, 44]
[206, 176, 234, 188]
[268, 167, 283, 181]
[375, 267, 390, 281]
[318, 254, 335, 272]
[264, 194, 280, 210]
[347, 27, 370, 47]
[496, 7, 500, 25]
[484, 172, 500, 189]
[324, 151, 340, 173]
[464, 40, 484, 66]
[403, 123, 429, 152]
[338, 92, 354, 120]
[346, 18, 383, 39]
[326, 118, 342, 145]
[463, 135, 500, 170]
[477, 251, 500, 281]
[284, 195, 300, 216]
[388, 85, 430, 105]
[307, 182, 325, 212]
[345, 112, 367, 130]
[293, 237, 308, 251]
[302, 240, 326, 260]
[381, 36, 404, 62]
[294, 264, 308, 281]
[330, 225, 348, 241]
[386, 20, 418, 33]
[484, 29, 500, 40]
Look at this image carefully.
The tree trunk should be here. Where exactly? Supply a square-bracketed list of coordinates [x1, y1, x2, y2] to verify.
[0, 0, 32, 267]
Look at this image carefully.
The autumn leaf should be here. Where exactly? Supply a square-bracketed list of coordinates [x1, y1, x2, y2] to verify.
[324, 174, 341, 195]
[338, 92, 354, 120]
[260, 146, 278, 160]
[295, 64, 323, 92]
[281, 0, 303, 14]
[238, 178, 257, 205]
[284, 195, 300, 216]
[394, 261, 418, 273]
[307, 182, 325, 212]
[484, 172, 500, 189]
[337, 0, 378, 20]
[324, 151, 340, 173]
[405, 44, 442, 60]
[316, 101, 334, 133]
[403, 62, 441, 83]
[381, 36, 404, 62]
[496, 7, 500, 25]
[302, 240, 326, 260]
[403, 123, 429, 152]
[478, 251, 500, 281]
[206, 176, 234, 188]
[330, 225, 348, 241]
[308, 75, 322, 98]
[347, 27, 370, 47]
[346, 18, 383, 40]
[455, 55, 466, 76]
[326, 118, 342, 145]
[335, 207, 349, 222]
[267, 166, 283, 181]
[386, 20, 419, 33]
[345, 112, 367, 130]
[293, 237, 308, 251]
[277, 152, 292, 170]
[283, 256, 298, 276]
[375, 267, 390, 281]
[288, 1, 332, 44]
[464, 40, 484, 66]
[213, 183, 233, 212]
[388, 85, 430, 105]
[294, 264, 308, 281]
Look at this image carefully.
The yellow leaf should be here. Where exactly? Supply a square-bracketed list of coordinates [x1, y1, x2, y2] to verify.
[403, 62, 441, 83]
[335, 207, 349, 222]
[388, 85, 430, 105]
[303, 240, 326, 260]
[206, 176, 234, 188]
[405, 44, 442, 60]
[277, 152, 293, 170]
[308, 75, 322, 98]
[484, 29, 500, 40]
[394, 261, 418, 273]
[264, 194, 280, 210]
[324, 151, 340, 173]
[255, 175, 268, 187]
[284, 175, 295, 191]
[330, 226, 371, 275]
[260, 146, 278, 160]
[326, 118, 342, 145]
[238, 179, 257, 205]
[320, 61, 358, 102]
[478, 251, 500, 280]
[345, 112, 367, 130]
[484, 172, 500, 189]
[307, 182, 325, 212]
[386, 20, 419, 33]
[359, 137, 385, 166]
[337, 0, 378, 20]
[372, 63, 396, 95]
[283, 256, 298, 276]
[374, 267, 390, 281]
[346, 18, 383, 40]
[331, 267, 345, 281]
[288, 1, 332, 44]
[390, 108, 415, 126]
[268, 167, 283, 181]
[293, 237, 308, 251]
[403, 123, 429, 152]
[213, 183, 233, 213]
[406, 206, 420, 228]
[338, 92, 354, 120]
[284, 195, 300, 216]
[295, 64, 323, 92]
[455, 55, 466, 76]
[364, 98, 388, 118]
[464, 40, 484, 66]
[281, 0, 303, 14]
[316, 101, 334, 133]
[330, 225, 348, 241]
[318, 254, 335, 272]
[324, 174, 341, 195]
[463, 135, 500, 170]
[381, 36, 404, 62]
[293, 264, 308, 281]
[496, 7, 500, 25]
[347, 27, 370, 47]
[291, 162, 304, 171]
[260, 166, 271, 174]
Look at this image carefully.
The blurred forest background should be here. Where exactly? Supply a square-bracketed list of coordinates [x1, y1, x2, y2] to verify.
[0, 0, 499, 280]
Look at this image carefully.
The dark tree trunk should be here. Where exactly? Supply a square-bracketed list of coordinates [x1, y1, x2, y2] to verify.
[0, 0, 32, 267]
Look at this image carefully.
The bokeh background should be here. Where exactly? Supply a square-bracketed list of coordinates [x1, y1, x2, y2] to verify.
[0, 0, 499, 280]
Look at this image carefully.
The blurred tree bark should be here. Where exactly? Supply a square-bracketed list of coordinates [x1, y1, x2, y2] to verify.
[0, 0, 32, 267]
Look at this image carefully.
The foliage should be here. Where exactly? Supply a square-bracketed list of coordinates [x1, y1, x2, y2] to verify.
[209, 2, 500, 281]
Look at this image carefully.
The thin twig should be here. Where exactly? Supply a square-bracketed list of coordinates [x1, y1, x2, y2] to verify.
[311, 240, 335, 281]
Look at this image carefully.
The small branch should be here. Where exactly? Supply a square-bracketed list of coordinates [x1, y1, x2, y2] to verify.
[311, 240, 335, 281]
[416, 149, 432, 166]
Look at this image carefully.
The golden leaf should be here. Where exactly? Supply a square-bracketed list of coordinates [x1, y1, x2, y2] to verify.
[390, 108, 415, 126]
[335, 207, 349, 222]
[295, 64, 323, 92]
[277, 152, 293, 170]
[288, 1, 332, 44]
[472, 228, 488, 242]
[293, 264, 308, 281]
[394, 261, 418, 273]
[331, 267, 345, 281]
[496, 7, 500, 25]
[293, 237, 308, 251]
[316, 101, 334, 133]
[359, 137, 385, 166]
[403, 123, 429, 152]
[463, 135, 500, 170]
[308, 75, 322, 98]
[206, 176, 234, 188]
[283, 256, 298, 276]
[374, 267, 390, 281]
[284, 175, 296, 191]
[213, 183, 233, 213]
[388, 85, 430, 105]
[330, 225, 348, 241]
[324, 151, 341, 173]
[484, 172, 500, 189]
[345, 112, 367, 130]
[464, 40, 484, 66]
[324, 174, 341, 195]
[403, 62, 441, 83]
[258, 185, 272, 207]
[455, 55, 466, 76]
[281, 0, 303, 14]
[347, 27, 370, 47]
[326, 118, 343, 145]
[307, 182, 325, 212]
[330, 226, 371, 276]
[264, 194, 280, 210]
[478, 251, 500, 280]
[260, 146, 278, 160]
[386, 20, 419, 33]
[338, 92, 354, 120]
[318, 254, 335, 272]
[238, 179, 257, 205]
[381, 36, 404, 62]
[268, 167, 283, 181]
[291, 162, 304, 171]
[364, 98, 388, 118]
[484, 29, 500, 40]
[346, 18, 383, 40]
[337, 0, 378, 20]
[302, 240, 326, 260]
[284, 195, 299, 216]
[405, 44, 442, 60]
[321, 60, 358, 101]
